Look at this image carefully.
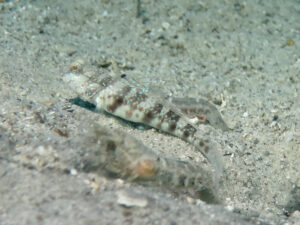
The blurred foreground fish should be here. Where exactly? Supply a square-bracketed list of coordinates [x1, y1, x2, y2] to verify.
[81, 124, 221, 203]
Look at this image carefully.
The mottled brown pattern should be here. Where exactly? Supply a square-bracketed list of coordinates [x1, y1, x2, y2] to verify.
[182, 124, 197, 138]
[107, 85, 133, 113]
[121, 85, 132, 95]
[164, 110, 180, 132]
[168, 123, 177, 132]
[142, 110, 154, 123]
[125, 110, 133, 118]
[127, 90, 147, 106]
[152, 103, 163, 114]
[135, 89, 147, 102]
[99, 76, 113, 88]
[108, 96, 123, 112]
[165, 110, 180, 122]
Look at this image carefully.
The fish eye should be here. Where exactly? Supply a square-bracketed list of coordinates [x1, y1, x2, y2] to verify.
[120, 74, 126, 78]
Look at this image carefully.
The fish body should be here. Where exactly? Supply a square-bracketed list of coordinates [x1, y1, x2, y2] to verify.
[63, 67, 224, 178]
[82, 124, 220, 203]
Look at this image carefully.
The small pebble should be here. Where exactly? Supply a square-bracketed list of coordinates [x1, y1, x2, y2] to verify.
[162, 22, 170, 30]
[290, 210, 300, 218]
[117, 190, 148, 208]
[71, 59, 85, 72]
[286, 38, 294, 46]
[69, 168, 77, 176]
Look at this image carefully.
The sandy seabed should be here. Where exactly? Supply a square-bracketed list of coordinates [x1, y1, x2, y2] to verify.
[0, 0, 299, 224]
